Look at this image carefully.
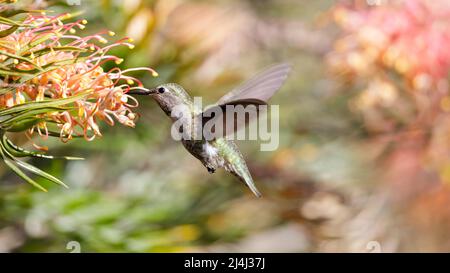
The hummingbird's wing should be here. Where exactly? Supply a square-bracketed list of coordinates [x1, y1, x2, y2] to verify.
[200, 63, 291, 139]
[216, 63, 291, 104]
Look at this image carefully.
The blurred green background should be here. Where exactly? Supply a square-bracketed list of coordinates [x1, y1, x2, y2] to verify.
[2, 0, 450, 252]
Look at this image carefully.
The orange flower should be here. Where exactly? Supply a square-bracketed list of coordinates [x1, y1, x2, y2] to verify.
[0, 11, 157, 145]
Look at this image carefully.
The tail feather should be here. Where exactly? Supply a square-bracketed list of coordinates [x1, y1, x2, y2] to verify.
[241, 174, 262, 198]
[212, 139, 262, 197]
[225, 162, 262, 198]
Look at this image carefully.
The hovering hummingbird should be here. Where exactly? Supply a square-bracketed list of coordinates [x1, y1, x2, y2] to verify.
[129, 63, 291, 197]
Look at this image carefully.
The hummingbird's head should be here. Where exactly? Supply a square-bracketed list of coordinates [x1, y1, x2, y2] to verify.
[144, 83, 192, 118]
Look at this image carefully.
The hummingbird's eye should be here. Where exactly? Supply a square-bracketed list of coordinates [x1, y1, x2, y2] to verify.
[157, 87, 166, 94]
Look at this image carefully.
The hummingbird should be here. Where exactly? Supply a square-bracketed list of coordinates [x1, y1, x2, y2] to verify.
[129, 63, 291, 197]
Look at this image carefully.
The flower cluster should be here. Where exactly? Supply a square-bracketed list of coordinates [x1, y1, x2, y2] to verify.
[327, 0, 450, 111]
[0, 4, 157, 190]
[0, 10, 157, 147]
[327, 1, 450, 189]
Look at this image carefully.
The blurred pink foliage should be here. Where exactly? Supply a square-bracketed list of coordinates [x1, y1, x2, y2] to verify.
[329, 0, 450, 90]
[328, 0, 450, 246]
[331, 0, 450, 82]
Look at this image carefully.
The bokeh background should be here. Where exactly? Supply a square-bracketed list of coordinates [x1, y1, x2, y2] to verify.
[1, 0, 450, 252]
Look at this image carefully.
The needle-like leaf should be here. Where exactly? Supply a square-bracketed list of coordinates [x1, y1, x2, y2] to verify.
[0, 147, 47, 192]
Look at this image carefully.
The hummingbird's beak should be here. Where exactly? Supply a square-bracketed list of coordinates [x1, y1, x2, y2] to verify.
[127, 88, 156, 96]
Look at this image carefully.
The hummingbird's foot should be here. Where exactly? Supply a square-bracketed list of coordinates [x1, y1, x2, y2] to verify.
[207, 167, 216, 174]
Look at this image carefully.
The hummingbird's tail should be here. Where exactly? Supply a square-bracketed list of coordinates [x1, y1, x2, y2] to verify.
[225, 162, 262, 198]
[217, 139, 262, 197]
[241, 174, 262, 198]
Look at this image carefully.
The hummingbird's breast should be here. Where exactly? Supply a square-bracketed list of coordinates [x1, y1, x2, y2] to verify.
[202, 142, 219, 158]
[181, 139, 224, 168]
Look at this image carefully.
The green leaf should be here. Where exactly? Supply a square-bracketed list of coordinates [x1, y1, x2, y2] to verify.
[0, 15, 31, 27]
[0, 25, 18, 38]
[0, 92, 88, 116]
[0, 136, 68, 189]
[18, 56, 89, 83]
[0, 116, 42, 132]
[0, 50, 42, 70]
[0, 68, 35, 76]
[19, 33, 54, 54]
[2, 134, 84, 160]
[0, 146, 47, 192]
[14, 159, 69, 188]
[0, 9, 44, 18]
[0, 107, 71, 128]
[23, 46, 88, 58]
[0, 86, 16, 95]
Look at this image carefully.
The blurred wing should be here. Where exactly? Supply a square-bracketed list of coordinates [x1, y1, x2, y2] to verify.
[216, 63, 291, 104]
[200, 63, 291, 139]
[200, 99, 266, 139]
